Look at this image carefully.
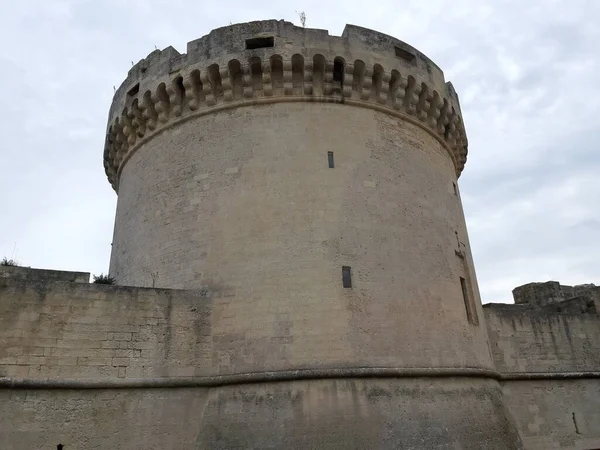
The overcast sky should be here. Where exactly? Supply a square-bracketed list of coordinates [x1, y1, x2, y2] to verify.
[1, 0, 598, 303]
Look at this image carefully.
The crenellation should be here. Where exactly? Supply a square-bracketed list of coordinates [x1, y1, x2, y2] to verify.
[106, 52, 467, 190]
[484, 281, 600, 378]
[105, 21, 464, 191]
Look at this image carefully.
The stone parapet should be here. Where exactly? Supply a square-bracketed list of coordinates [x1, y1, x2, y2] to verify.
[0, 265, 90, 283]
[103, 20, 467, 190]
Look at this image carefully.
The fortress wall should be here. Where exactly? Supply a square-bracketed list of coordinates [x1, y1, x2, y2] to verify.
[0, 378, 520, 450]
[0, 277, 523, 449]
[0, 388, 210, 450]
[501, 379, 600, 450]
[484, 304, 600, 374]
[0, 279, 211, 380]
[484, 303, 600, 449]
[0, 265, 89, 283]
[1, 259, 489, 380]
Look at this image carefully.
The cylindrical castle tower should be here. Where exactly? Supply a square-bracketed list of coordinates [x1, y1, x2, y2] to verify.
[104, 20, 522, 449]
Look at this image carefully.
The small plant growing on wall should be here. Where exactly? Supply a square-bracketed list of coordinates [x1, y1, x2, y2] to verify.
[296, 10, 307, 28]
[93, 273, 115, 284]
[1, 257, 19, 266]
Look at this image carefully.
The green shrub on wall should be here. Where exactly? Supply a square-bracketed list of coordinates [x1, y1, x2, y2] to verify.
[1, 257, 19, 266]
[93, 273, 115, 284]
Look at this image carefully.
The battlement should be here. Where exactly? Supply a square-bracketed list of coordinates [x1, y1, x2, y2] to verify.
[104, 20, 467, 191]
[511, 280, 599, 309]
[484, 281, 599, 378]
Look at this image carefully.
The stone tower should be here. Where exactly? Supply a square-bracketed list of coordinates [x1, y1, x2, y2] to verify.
[103, 20, 522, 449]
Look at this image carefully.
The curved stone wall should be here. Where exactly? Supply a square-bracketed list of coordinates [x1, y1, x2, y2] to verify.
[109, 101, 491, 370]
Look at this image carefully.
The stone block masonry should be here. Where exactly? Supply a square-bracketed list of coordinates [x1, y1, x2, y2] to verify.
[0, 265, 89, 283]
[485, 284, 600, 450]
[0, 276, 522, 449]
[2, 271, 600, 448]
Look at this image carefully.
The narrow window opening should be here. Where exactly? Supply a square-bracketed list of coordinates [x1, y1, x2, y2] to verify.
[333, 58, 345, 94]
[57, 445, 64, 450]
[328, 151, 334, 168]
[342, 266, 352, 288]
[460, 277, 477, 324]
[127, 83, 140, 97]
[228, 59, 243, 99]
[453, 182, 457, 195]
[246, 36, 274, 50]
[174, 76, 185, 104]
[572, 412, 582, 434]
[395, 46, 416, 63]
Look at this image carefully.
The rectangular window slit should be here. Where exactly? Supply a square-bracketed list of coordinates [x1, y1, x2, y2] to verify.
[342, 266, 352, 288]
[453, 182, 457, 195]
[572, 412, 582, 434]
[246, 36, 274, 50]
[328, 151, 334, 168]
[460, 276, 478, 324]
[127, 83, 140, 97]
[395, 46, 415, 63]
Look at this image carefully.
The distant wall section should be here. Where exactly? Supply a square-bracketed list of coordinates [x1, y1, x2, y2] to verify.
[485, 283, 600, 450]
[0, 265, 89, 283]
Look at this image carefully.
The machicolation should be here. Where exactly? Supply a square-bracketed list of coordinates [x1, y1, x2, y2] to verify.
[104, 20, 467, 191]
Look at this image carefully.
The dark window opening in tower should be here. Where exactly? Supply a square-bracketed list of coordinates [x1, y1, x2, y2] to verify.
[127, 83, 139, 97]
[453, 182, 457, 195]
[342, 266, 352, 288]
[395, 46, 415, 63]
[328, 151, 334, 168]
[333, 58, 345, 94]
[572, 412, 582, 434]
[174, 76, 185, 105]
[246, 37, 274, 50]
[57, 445, 64, 450]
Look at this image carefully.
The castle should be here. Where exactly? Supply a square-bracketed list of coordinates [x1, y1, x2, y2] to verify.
[1, 20, 599, 449]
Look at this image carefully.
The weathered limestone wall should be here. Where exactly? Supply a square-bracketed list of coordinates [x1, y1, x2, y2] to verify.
[0, 279, 208, 380]
[0, 277, 523, 449]
[0, 379, 518, 450]
[484, 299, 600, 374]
[502, 380, 600, 450]
[4, 275, 600, 449]
[1, 272, 490, 385]
[485, 301, 600, 449]
[1, 388, 210, 449]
